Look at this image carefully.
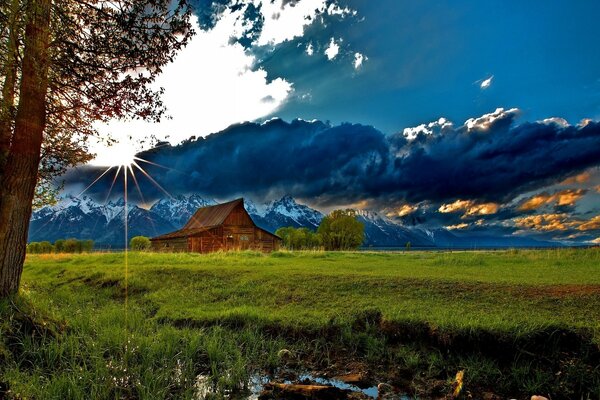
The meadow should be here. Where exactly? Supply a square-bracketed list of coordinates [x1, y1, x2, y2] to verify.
[1, 249, 599, 399]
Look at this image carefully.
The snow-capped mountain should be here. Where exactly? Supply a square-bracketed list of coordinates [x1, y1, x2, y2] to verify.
[252, 195, 324, 232]
[355, 209, 434, 247]
[29, 195, 176, 247]
[150, 194, 216, 228]
[29, 194, 556, 248]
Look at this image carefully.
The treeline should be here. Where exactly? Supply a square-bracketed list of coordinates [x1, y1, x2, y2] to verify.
[27, 239, 95, 254]
[276, 209, 364, 250]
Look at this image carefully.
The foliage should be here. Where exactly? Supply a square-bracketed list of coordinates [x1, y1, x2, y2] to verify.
[1, 0, 195, 206]
[275, 227, 321, 250]
[27, 239, 93, 254]
[317, 209, 364, 250]
[129, 236, 151, 251]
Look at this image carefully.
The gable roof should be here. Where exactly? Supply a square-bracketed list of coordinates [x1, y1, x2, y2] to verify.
[151, 227, 216, 241]
[183, 198, 244, 229]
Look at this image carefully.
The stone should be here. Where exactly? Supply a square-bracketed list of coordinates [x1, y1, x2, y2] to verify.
[259, 382, 350, 400]
[531, 396, 549, 400]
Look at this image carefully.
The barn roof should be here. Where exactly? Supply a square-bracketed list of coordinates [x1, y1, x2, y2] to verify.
[183, 198, 244, 229]
[150, 198, 282, 242]
[151, 226, 216, 241]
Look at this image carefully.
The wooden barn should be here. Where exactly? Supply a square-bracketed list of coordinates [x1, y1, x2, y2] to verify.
[150, 198, 281, 253]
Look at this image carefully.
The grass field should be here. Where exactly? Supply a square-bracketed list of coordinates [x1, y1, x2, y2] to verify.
[1, 249, 599, 399]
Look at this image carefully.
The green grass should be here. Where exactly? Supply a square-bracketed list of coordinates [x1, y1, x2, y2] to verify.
[1, 249, 599, 399]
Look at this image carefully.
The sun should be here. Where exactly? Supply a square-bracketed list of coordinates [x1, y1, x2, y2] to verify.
[90, 139, 139, 167]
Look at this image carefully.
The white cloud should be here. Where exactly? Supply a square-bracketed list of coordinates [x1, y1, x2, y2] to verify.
[539, 117, 569, 127]
[90, 13, 293, 166]
[480, 75, 493, 89]
[464, 108, 520, 131]
[325, 37, 340, 60]
[257, 0, 340, 46]
[403, 117, 453, 140]
[306, 43, 314, 56]
[326, 4, 357, 17]
[353, 52, 367, 69]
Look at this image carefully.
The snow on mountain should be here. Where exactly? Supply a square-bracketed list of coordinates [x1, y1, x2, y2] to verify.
[29, 194, 556, 248]
[150, 194, 216, 227]
[252, 196, 324, 232]
[355, 209, 434, 247]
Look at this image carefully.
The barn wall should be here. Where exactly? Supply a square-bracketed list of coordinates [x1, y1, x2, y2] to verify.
[223, 203, 253, 227]
[190, 228, 225, 253]
[151, 237, 189, 252]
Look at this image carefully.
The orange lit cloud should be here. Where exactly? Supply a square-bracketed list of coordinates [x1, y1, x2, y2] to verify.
[439, 199, 499, 217]
[561, 171, 591, 185]
[514, 213, 577, 231]
[387, 204, 417, 217]
[446, 223, 469, 230]
[519, 189, 586, 211]
[579, 216, 600, 231]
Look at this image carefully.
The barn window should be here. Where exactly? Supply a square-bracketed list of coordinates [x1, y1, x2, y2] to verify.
[240, 235, 249, 241]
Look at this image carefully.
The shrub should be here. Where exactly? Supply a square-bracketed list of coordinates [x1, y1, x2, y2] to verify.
[130, 236, 151, 251]
[54, 239, 65, 253]
[275, 227, 321, 250]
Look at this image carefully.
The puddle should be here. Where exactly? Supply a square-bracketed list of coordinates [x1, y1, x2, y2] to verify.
[194, 373, 414, 399]
[293, 374, 378, 398]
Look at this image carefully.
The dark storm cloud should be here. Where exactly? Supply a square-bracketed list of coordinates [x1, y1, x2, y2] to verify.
[65, 114, 600, 208]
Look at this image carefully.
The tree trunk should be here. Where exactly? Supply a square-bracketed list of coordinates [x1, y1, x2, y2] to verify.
[0, 0, 21, 176]
[0, 0, 51, 298]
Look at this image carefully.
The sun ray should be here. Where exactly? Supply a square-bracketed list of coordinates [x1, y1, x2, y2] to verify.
[134, 156, 173, 170]
[74, 166, 113, 198]
[128, 165, 160, 235]
[104, 165, 122, 204]
[132, 161, 174, 199]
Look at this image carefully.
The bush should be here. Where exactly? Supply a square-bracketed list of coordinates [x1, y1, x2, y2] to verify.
[54, 239, 65, 253]
[275, 227, 321, 250]
[130, 236, 151, 251]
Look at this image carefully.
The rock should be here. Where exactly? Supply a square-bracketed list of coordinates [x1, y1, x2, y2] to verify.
[277, 349, 293, 359]
[531, 396, 549, 400]
[334, 373, 370, 388]
[482, 392, 502, 400]
[259, 382, 358, 400]
[377, 383, 394, 399]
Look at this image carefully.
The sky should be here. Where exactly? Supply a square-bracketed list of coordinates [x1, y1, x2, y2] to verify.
[72, 0, 600, 244]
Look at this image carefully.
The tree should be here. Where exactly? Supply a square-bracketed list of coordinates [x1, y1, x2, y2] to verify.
[54, 239, 65, 252]
[317, 209, 364, 251]
[0, 0, 193, 297]
[130, 236, 151, 251]
[62, 238, 80, 253]
[275, 227, 321, 250]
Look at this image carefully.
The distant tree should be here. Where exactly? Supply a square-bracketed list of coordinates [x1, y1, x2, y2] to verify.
[38, 241, 54, 253]
[62, 238, 80, 253]
[27, 242, 40, 254]
[275, 227, 321, 250]
[54, 239, 65, 253]
[130, 236, 151, 251]
[81, 240, 94, 253]
[317, 209, 364, 251]
[405, 241, 411, 251]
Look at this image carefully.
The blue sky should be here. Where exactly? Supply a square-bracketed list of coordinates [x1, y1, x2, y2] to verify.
[265, 0, 600, 133]
[74, 0, 600, 244]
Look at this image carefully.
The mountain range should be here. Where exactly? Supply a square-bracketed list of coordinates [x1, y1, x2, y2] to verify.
[29, 194, 557, 249]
